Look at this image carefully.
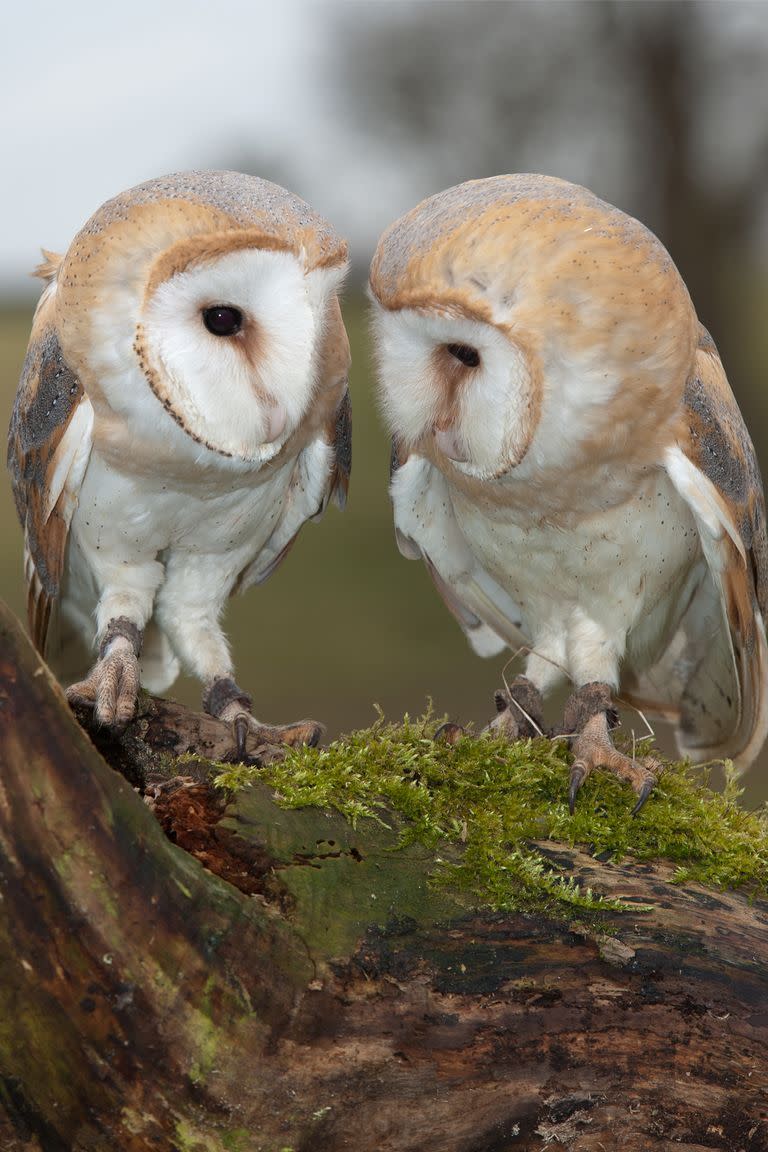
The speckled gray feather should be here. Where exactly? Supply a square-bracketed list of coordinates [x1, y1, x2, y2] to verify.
[7, 325, 83, 597]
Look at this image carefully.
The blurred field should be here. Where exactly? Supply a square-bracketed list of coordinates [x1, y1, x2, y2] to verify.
[3, 296, 768, 808]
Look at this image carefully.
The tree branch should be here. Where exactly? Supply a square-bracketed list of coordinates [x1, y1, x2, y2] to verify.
[1, 600, 767, 1151]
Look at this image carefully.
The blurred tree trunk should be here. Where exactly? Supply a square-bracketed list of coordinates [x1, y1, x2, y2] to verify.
[1, 598, 768, 1152]
[623, 2, 764, 401]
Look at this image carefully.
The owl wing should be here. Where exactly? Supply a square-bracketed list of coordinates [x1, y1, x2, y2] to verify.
[654, 325, 768, 769]
[234, 297, 351, 591]
[7, 284, 94, 656]
[324, 385, 351, 512]
[390, 442, 526, 657]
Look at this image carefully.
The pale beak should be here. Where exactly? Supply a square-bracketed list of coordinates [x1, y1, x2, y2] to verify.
[433, 422, 469, 463]
[265, 402, 287, 444]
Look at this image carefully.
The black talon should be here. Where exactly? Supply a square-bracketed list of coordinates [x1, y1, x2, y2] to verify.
[568, 764, 587, 815]
[234, 713, 249, 761]
[494, 690, 509, 714]
[631, 776, 655, 817]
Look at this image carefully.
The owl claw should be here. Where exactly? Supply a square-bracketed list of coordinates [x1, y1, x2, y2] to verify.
[483, 706, 520, 741]
[233, 713, 250, 761]
[204, 679, 323, 763]
[563, 683, 659, 814]
[568, 762, 588, 815]
[631, 776, 655, 817]
[221, 706, 323, 764]
[483, 678, 546, 742]
[66, 641, 140, 729]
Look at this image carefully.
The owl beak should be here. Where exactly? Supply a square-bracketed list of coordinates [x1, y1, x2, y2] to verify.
[264, 402, 287, 444]
[433, 421, 469, 464]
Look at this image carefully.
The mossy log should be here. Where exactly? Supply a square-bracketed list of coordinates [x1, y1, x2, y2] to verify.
[1, 600, 768, 1152]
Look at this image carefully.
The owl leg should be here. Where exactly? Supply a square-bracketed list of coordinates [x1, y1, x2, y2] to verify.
[202, 677, 322, 762]
[154, 555, 323, 761]
[66, 616, 143, 727]
[562, 683, 660, 815]
[66, 556, 163, 727]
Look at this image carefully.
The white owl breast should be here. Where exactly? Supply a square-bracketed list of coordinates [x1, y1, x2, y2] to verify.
[447, 469, 703, 681]
[71, 448, 294, 563]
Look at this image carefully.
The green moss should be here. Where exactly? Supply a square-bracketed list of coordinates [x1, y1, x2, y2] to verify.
[220, 1131, 253, 1151]
[212, 712, 768, 920]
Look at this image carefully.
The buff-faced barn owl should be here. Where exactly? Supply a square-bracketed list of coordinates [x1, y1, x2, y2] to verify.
[8, 171, 351, 756]
[370, 174, 767, 811]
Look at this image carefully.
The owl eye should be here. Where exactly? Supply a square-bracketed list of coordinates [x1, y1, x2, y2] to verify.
[202, 305, 243, 337]
[446, 343, 480, 368]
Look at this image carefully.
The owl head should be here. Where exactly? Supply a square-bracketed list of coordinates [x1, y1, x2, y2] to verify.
[51, 171, 349, 465]
[369, 174, 697, 483]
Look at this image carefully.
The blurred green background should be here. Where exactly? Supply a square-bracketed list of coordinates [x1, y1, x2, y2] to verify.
[3, 1, 768, 806]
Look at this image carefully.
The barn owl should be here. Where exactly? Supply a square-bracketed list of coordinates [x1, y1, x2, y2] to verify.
[370, 174, 768, 811]
[8, 170, 351, 757]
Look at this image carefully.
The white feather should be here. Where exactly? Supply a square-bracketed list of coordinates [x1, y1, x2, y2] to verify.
[141, 249, 318, 461]
[43, 398, 94, 521]
[664, 443, 746, 561]
[372, 303, 534, 478]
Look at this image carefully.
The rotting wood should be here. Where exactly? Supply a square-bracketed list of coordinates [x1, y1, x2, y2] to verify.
[1, 599, 767, 1152]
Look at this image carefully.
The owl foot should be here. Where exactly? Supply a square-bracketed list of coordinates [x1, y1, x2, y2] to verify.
[435, 677, 546, 746]
[66, 618, 143, 728]
[563, 683, 660, 815]
[203, 676, 323, 764]
[484, 676, 546, 741]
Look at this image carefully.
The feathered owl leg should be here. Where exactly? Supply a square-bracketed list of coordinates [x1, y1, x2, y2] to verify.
[66, 617, 142, 727]
[562, 682, 660, 815]
[153, 556, 322, 762]
[203, 676, 322, 762]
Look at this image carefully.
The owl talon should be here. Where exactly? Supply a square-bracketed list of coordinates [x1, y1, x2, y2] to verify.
[219, 718, 324, 765]
[483, 677, 546, 742]
[66, 641, 140, 729]
[631, 776, 655, 817]
[483, 705, 520, 741]
[568, 762, 588, 815]
[203, 677, 323, 762]
[233, 713, 250, 761]
[564, 683, 659, 814]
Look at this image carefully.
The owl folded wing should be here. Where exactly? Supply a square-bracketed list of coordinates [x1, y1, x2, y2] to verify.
[658, 327, 768, 769]
[390, 445, 526, 657]
[7, 282, 94, 656]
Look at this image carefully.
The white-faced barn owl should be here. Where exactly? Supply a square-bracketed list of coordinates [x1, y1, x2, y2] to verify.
[8, 171, 351, 757]
[369, 174, 768, 812]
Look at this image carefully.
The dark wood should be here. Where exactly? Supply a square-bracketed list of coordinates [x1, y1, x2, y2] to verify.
[1, 599, 767, 1152]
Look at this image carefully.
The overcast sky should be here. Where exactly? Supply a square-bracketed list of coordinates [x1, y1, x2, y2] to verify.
[5, 1, 768, 295]
[1, 0, 398, 292]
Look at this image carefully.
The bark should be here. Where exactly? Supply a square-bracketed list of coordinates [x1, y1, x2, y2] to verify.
[1, 600, 767, 1152]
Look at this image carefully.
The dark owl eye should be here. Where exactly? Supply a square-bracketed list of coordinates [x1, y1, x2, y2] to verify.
[202, 305, 243, 337]
[446, 343, 480, 368]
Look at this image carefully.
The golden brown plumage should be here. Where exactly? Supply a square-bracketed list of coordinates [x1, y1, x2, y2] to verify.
[8, 171, 350, 755]
[371, 174, 767, 806]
